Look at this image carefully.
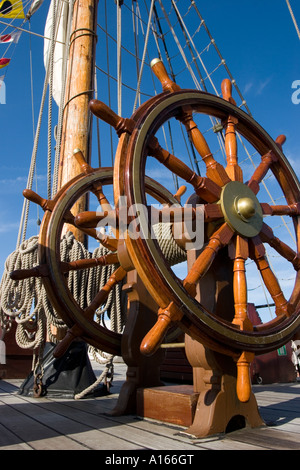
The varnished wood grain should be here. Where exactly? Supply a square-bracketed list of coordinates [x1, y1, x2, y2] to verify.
[0, 367, 299, 450]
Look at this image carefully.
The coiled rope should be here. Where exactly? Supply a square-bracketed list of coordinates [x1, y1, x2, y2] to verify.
[0, 231, 124, 396]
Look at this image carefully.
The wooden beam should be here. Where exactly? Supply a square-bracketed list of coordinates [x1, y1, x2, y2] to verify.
[58, 0, 98, 242]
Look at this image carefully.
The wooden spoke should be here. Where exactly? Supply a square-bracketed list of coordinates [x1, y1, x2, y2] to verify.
[150, 58, 229, 187]
[10, 254, 119, 281]
[75, 210, 118, 229]
[140, 223, 233, 356]
[247, 135, 286, 194]
[60, 253, 119, 273]
[183, 223, 234, 297]
[10, 264, 49, 281]
[259, 223, 300, 270]
[148, 136, 221, 203]
[140, 302, 183, 356]
[228, 236, 252, 330]
[23, 188, 55, 212]
[221, 79, 243, 182]
[236, 351, 255, 403]
[227, 233, 258, 404]
[91, 182, 112, 210]
[203, 203, 224, 221]
[84, 266, 126, 320]
[261, 202, 300, 217]
[62, 210, 99, 239]
[150, 58, 180, 93]
[53, 266, 127, 358]
[23, 188, 99, 240]
[73, 148, 113, 215]
[249, 236, 292, 317]
[180, 112, 231, 187]
[73, 148, 94, 175]
[155, 204, 222, 224]
[173, 185, 187, 203]
[89, 99, 135, 136]
[98, 235, 118, 252]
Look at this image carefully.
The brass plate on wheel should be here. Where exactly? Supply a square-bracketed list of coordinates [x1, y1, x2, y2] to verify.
[220, 181, 263, 237]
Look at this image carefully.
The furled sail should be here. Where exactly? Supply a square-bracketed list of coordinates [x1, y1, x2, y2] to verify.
[43, 0, 71, 106]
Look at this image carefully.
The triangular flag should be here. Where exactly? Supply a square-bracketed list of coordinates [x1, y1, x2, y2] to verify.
[0, 58, 10, 68]
[0, 30, 21, 43]
[0, 0, 25, 19]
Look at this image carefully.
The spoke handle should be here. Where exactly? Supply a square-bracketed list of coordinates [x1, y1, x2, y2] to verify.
[140, 303, 183, 356]
[75, 210, 116, 228]
[10, 264, 49, 280]
[140, 314, 172, 356]
[73, 148, 92, 174]
[23, 189, 52, 211]
[275, 134, 286, 149]
[221, 78, 236, 105]
[53, 325, 82, 358]
[236, 351, 254, 402]
[150, 58, 180, 93]
[89, 99, 135, 136]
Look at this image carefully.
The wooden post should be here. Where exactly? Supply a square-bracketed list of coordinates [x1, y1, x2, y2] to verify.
[58, 0, 98, 242]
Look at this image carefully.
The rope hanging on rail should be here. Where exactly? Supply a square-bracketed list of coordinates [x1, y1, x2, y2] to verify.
[0, 231, 125, 394]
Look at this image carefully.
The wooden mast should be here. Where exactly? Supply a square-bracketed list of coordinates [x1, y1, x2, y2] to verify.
[57, 0, 98, 242]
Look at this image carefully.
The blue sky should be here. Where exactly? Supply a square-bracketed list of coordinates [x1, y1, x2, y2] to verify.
[0, 0, 299, 322]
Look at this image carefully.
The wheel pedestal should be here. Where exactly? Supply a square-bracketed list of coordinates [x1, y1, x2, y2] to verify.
[182, 248, 264, 437]
[109, 269, 165, 416]
[183, 335, 264, 437]
[134, 336, 264, 436]
[134, 248, 264, 436]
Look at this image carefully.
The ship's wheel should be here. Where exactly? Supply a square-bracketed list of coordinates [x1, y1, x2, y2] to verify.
[105, 59, 300, 401]
[13, 59, 300, 402]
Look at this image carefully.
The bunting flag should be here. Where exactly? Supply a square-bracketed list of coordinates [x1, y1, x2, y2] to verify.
[0, 30, 21, 43]
[0, 0, 25, 19]
[0, 58, 10, 68]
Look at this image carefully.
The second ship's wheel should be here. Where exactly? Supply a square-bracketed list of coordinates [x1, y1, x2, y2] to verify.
[11, 89, 185, 359]
[14, 156, 184, 357]
[112, 60, 300, 401]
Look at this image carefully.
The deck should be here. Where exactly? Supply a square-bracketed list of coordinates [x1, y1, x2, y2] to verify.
[0, 361, 299, 452]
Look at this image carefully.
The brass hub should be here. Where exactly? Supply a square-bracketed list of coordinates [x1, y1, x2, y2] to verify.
[220, 181, 263, 237]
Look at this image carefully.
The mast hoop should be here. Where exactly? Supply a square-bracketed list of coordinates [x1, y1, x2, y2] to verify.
[63, 89, 95, 112]
[69, 27, 98, 48]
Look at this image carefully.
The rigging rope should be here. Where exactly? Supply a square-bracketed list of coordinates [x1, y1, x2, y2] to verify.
[0, 231, 125, 395]
[285, 0, 300, 40]
[132, 0, 155, 112]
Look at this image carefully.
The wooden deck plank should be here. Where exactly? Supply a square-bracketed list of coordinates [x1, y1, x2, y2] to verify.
[0, 422, 32, 450]
[0, 400, 88, 450]
[0, 364, 299, 451]
[0, 393, 145, 450]
[10, 394, 200, 451]
[226, 426, 300, 450]
[58, 398, 268, 450]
